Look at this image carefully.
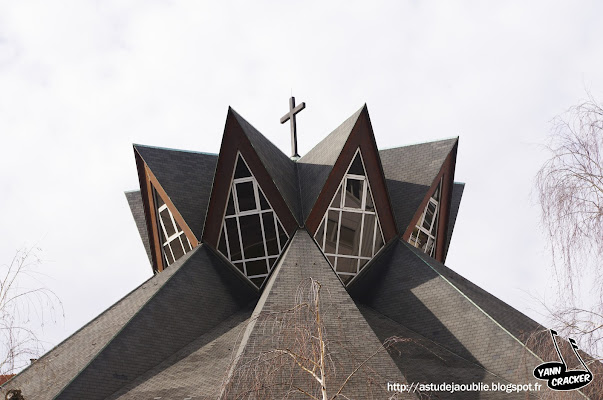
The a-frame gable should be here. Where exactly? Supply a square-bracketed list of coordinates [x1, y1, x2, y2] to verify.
[403, 141, 458, 262]
[305, 105, 397, 242]
[202, 107, 298, 251]
[134, 147, 202, 273]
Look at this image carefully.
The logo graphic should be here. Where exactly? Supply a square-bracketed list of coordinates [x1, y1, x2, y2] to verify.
[533, 329, 593, 391]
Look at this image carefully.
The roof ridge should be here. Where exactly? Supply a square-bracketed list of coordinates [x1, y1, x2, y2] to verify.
[378, 136, 458, 152]
[53, 248, 201, 399]
[133, 143, 218, 156]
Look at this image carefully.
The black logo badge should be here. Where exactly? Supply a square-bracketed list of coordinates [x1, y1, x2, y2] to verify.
[533, 329, 593, 391]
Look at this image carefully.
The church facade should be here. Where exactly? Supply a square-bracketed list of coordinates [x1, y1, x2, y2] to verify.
[2, 102, 597, 399]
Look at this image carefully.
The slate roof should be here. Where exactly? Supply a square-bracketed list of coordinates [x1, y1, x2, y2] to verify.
[444, 182, 465, 259]
[134, 144, 218, 239]
[223, 230, 410, 399]
[7, 104, 596, 399]
[379, 138, 457, 234]
[297, 106, 364, 221]
[349, 239, 546, 385]
[125, 190, 152, 263]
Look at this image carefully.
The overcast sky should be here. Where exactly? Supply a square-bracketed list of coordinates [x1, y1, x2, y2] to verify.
[1, 1, 602, 355]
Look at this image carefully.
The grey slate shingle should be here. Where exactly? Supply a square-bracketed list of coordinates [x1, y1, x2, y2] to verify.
[224, 230, 411, 399]
[55, 245, 257, 400]
[380, 138, 457, 235]
[231, 109, 302, 225]
[444, 182, 465, 260]
[134, 145, 218, 240]
[350, 239, 544, 386]
[297, 106, 364, 222]
[1, 248, 191, 400]
[125, 190, 152, 264]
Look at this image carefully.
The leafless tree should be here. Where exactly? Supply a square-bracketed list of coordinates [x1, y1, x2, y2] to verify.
[535, 92, 603, 360]
[0, 247, 63, 376]
[220, 278, 421, 400]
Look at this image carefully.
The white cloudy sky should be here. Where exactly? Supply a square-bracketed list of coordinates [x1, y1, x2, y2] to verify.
[1, 1, 602, 354]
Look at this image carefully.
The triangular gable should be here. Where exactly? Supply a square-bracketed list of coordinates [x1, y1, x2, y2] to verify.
[380, 138, 457, 236]
[380, 138, 458, 262]
[304, 105, 397, 243]
[222, 230, 405, 398]
[402, 141, 458, 261]
[134, 145, 217, 272]
[202, 108, 298, 249]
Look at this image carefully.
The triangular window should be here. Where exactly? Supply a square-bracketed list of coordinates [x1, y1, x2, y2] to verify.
[408, 178, 442, 257]
[154, 189, 192, 267]
[217, 154, 289, 288]
[313, 150, 385, 285]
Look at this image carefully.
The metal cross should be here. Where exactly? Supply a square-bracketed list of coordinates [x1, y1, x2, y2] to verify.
[280, 96, 305, 159]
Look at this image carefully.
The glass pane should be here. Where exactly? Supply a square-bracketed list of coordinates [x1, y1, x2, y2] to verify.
[327, 255, 336, 267]
[226, 192, 235, 215]
[218, 226, 228, 256]
[423, 202, 436, 231]
[171, 238, 185, 261]
[338, 211, 361, 256]
[163, 244, 174, 265]
[339, 274, 354, 285]
[365, 187, 375, 212]
[348, 152, 365, 176]
[433, 184, 441, 201]
[155, 191, 165, 207]
[239, 214, 265, 259]
[268, 257, 278, 270]
[250, 277, 265, 288]
[336, 257, 357, 273]
[374, 224, 384, 254]
[262, 212, 279, 256]
[246, 259, 268, 276]
[344, 179, 363, 209]
[160, 209, 176, 238]
[325, 210, 339, 254]
[331, 185, 342, 208]
[226, 219, 242, 261]
[181, 233, 192, 252]
[233, 262, 244, 273]
[236, 181, 256, 212]
[315, 217, 326, 249]
[358, 258, 368, 271]
[258, 188, 270, 210]
[277, 222, 288, 250]
[234, 155, 251, 178]
[360, 214, 375, 257]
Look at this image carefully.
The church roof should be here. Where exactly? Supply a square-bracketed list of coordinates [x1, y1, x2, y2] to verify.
[3, 103, 598, 399]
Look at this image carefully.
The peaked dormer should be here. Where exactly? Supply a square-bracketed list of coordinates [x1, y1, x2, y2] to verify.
[202, 108, 298, 287]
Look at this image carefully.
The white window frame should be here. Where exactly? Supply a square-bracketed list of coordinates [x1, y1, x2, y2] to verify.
[218, 153, 289, 286]
[408, 178, 442, 257]
[314, 148, 385, 284]
[154, 190, 192, 267]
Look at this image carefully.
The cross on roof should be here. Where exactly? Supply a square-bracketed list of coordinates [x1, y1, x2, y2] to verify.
[280, 96, 305, 159]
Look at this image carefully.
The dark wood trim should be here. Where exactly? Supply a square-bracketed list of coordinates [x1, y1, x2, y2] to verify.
[401, 141, 458, 263]
[134, 148, 200, 273]
[134, 150, 162, 273]
[202, 108, 299, 248]
[305, 105, 398, 243]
